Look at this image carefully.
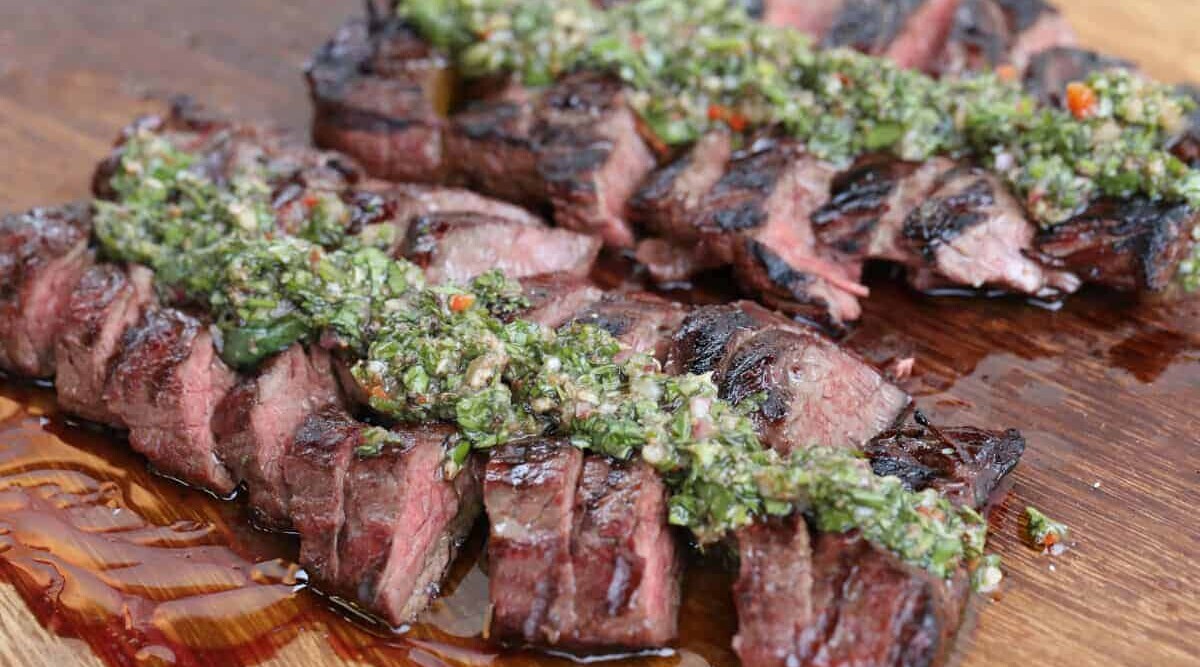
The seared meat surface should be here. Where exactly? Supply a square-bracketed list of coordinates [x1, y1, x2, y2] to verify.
[823, 0, 961, 71]
[938, 0, 1076, 75]
[568, 292, 689, 362]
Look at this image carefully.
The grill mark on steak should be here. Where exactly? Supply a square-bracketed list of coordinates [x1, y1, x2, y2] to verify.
[212, 344, 345, 529]
[515, 274, 606, 329]
[0, 204, 94, 379]
[403, 211, 601, 284]
[336, 423, 481, 626]
[824, 0, 960, 71]
[446, 99, 545, 209]
[716, 324, 910, 453]
[307, 16, 452, 183]
[104, 308, 238, 495]
[54, 264, 156, 427]
[532, 72, 657, 248]
[1033, 198, 1198, 292]
[665, 300, 794, 376]
[485, 438, 584, 645]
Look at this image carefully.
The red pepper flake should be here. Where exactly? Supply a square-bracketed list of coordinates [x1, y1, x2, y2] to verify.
[836, 72, 852, 87]
[1066, 82, 1098, 119]
[707, 104, 727, 122]
[708, 104, 748, 132]
[302, 194, 321, 209]
[449, 293, 476, 313]
[995, 64, 1018, 83]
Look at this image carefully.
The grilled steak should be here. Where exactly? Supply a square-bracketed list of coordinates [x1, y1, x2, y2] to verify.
[866, 420, 1026, 509]
[446, 98, 545, 208]
[1023, 46, 1133, 106]
[337, 423, 481, 626]
[403, 211, 601, 284]
[54, 264, 155, 426]
[903, 166, 1082, 297]
[104, 308, 238, 495]
[307, 16, 452, 183]
[1034, 198, 1198, 292]
[757, 0, 849, 36]
[665, 300, 793, 376]
[212, 344, 344, 528]
[0, 204, 93, 379]
[533, 72, 657, 248]
[694, 139, 866, 325]
[733, 418, 1023, 667]
[282, 406, 361, 586]
[485, 440, 680, 650]
[813, 155, 955, 266]
[716, 324, 910, 452]
[568, 292, 689, 362]
[823, 0, 961, 71]
[938, 0, 1076, 75]
[485, 438, 585, 645]
[557, 456, 681, 649]
[516, 274, 606, 329]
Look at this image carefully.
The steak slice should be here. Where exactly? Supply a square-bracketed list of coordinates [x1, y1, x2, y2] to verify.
[568, 293, 689, 362]
[54, 264, 156, 426]
[1023, 47, 1134, 107]
[446, 98, 545, 209]
[212, 344, 344, 529]
[903, 166, 1082, 297]
[631, 132, 735, 283]
[516, 274, 605, 329]
[733, 419, 1024, 667]
[696, 139, 866, 325]
[823, 0, 961, 71]
[716, 324, 910, 453]
[813, 155, 955, 266]
[403, 212, 601, 284]
[866, 421, 1026, 509]
[533, 72, 657, 248]
[337, 423, 481, 626]
[282, 406, 361, 586]
[485, 438, 585, 645]
[1033, 198, 1198, 292]
[307, 16, 452, 183]
[938, 0, 1077, 75]
[0, 204, 93, 379]
[555, 456, 681, 649]
[665, 300, 794, 376]
[104, 308, 238, 495]
[756, 0, 849, 36]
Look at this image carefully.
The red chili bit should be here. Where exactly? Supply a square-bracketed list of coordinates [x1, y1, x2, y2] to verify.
[1066, 82, 1098, 120]
[449, 293, 476, 313]
[302, 194, 320, 209]
[995, 64, 1018, 83]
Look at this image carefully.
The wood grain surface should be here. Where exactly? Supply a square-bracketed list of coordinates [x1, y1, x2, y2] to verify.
[0, 2, 1197, 666]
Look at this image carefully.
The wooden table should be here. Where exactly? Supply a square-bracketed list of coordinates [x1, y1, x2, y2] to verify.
[0, 2, 1197, 666]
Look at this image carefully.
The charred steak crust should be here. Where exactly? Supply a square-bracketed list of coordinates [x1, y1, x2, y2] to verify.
[903, 172, 995, 262]
[0, 204, 94, 379]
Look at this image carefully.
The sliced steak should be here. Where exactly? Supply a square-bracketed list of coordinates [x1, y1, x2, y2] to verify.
[866, 420, 1026, 509]
[212, 344, 344, 528]
[404, 212, 601, 284]
[0, 204, 93, 379]
[695, 139, 866, 325]
[373, 181, 544, 231]
[555, 456, 681, 649]
[1033, 198, 1198, 292]
[516, 274, 605, 329]
[630, 132, 734, 283]
[665, 300, 794, 376]
[1023, 47, 1134, 106]
[938, 0, 1076, 75]
[813, 155, 955, 266]
[104, 308, 238, 495]
[568, 293, 689, 362]
[307, 17, 452, 183]
[282, 406, 361, 586]
[903, 166, 1082, 297]
[337, 423, 481, 626]
[716, 324, 910, 453]
[485, 438, 585, 645]
[731, 514, 814, 667]
[446, 98, 545, 208]
[533, 72, 657, 248]
[824, 0, 961, 71]
[54, 264, 155, 426]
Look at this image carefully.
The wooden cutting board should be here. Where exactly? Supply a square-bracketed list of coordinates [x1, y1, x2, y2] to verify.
[0, 2, 1197, 666]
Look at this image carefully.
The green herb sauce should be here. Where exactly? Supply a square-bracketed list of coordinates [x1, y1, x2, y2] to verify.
[1025, 505, 1070, 549]
[397, 0, 1199, 229]
[94, 129, 990, 579]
